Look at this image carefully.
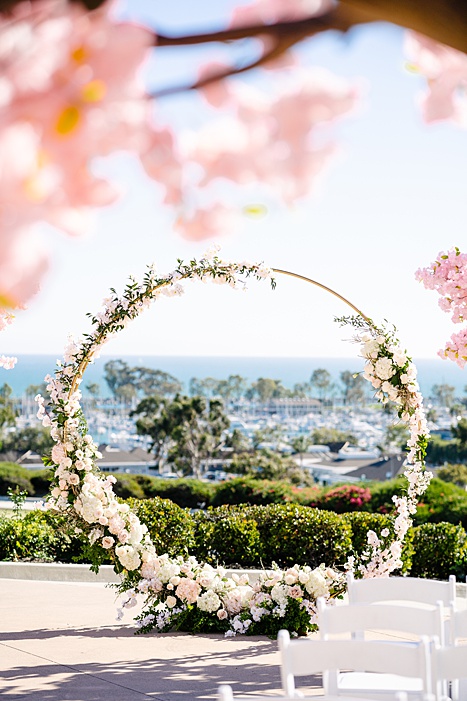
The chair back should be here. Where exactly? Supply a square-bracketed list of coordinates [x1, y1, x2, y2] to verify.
[278, 629, 432, 698]
[318, 597, 446, 645]
[346, 573, 456, 608]
[431, 639, 467, 701]
[450, 608, 467, 642]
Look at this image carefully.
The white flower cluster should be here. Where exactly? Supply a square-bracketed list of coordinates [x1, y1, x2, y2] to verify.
[123, 555, 345, 636]
[37, 252, 274, 579]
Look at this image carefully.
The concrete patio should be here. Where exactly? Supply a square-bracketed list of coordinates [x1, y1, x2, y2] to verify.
[1, 565, 466, 701]
[0, 575, 305, 701]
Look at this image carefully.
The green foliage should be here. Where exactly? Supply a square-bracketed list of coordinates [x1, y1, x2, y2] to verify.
[128, 497, 195, 557]
[311, 427, 357, 445]
[193, 505, 261, 567]
[227, 450, 311, 485]
[413, 478, 467, 529]
[112, 473, 214, 507]
[410, 522, 467, 580]
[437, 463, 467, 487]
[452, 418, 467, 448]
[364, 477, 408, 514]
[210, 476, 294, 507]
[29, 469, 52, 496]
[144, 478, 214, 509]
[132, 394, 230, 477]
[340, 371, 367, 406]
[310, 368, 332, 400]
[426, 434, 467, 465]
[2, 426, 55, 455]
[0, 511, 56, 561]
[252, 504, 353, 569]
[0, 509, 87, 563]
[0, 462, 35, 496]
[112, 473, 147, 500]
[104, 359, 182, 400]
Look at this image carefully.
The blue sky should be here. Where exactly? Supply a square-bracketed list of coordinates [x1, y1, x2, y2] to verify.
[3, 3, 467, 366]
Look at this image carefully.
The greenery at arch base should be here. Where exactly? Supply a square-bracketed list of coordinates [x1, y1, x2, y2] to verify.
[36, 250, 432, 636]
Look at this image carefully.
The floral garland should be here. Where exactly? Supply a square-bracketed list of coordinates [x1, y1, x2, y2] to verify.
[36, 250, 432, 635]
[338, 316, 431, 577]
[37, 249, 273, 575]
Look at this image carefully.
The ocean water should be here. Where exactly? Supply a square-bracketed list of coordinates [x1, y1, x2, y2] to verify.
[3, 354, 466, 400]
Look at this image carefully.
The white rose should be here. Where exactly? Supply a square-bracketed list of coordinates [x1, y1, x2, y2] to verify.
[374, 357, 395, 381]
[166, 596, 177, 608]
[115, 545, 141, 571]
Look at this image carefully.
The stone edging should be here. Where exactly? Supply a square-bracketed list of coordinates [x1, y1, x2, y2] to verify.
[0, 561, 262, 584]
[1, 562, 465, 603]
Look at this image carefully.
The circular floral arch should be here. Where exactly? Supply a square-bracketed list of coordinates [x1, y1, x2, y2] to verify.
[37, 249, 431, 634]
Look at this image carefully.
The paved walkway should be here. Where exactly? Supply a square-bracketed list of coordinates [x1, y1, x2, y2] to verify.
[0, 578, 310, 701]
[2, 574, 465, 701]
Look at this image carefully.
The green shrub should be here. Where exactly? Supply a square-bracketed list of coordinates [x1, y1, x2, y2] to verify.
[252, 504, 353, 569]
[145, 478, 214, 508]
[29, 469, 52, 496]
[0, 509, 90, 563]
[0, 510, 57, 560]
[412, 479, 467, 529]
[410, 522, 467, 580]
[0, 463, 34, 496]
[112, 474, 147, 500]
[127, 497, 195, 557]
[210, 477, 294, 507]
[364, 477, 407, 514]
[193, 506, 261, 567]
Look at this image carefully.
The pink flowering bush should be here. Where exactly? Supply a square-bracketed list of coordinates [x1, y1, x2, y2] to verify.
[416, 247, 467, 368]
[318, 485, 372, 513]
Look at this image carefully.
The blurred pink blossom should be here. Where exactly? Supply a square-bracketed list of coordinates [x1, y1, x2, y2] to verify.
[230, 0, 332, 26]
[190, 68, 359, 206]
[175, 203, 237, 241]
[405, 32, 467, 125]
[0, 0, 183, 308]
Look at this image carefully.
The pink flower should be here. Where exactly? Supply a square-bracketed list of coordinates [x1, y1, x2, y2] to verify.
[175, 578, 201, 604]
[405, 32, 467, 125]
[230, 0, 332, 27]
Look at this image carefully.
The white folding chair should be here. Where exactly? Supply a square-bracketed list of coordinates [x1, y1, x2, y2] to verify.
[278, 629, 432, 700]
[317, 597, 446, 645]
[430, 638, 467, 701]
[218, 684, 422, 701]
[449, 607, 467, 643]
[346, 573, 456, 609]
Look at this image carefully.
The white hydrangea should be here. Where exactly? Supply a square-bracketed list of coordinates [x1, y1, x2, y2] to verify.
[197, 590, 221, 613]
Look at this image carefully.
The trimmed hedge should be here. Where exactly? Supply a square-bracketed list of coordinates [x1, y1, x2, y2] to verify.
[410, 522, 467, 580]
[210, 477, 295, 507]
[192, 503, 353, 569]
[0, 498, 465, 581]
[127, 496, 195, 557]
[193, 506, 261, 567]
